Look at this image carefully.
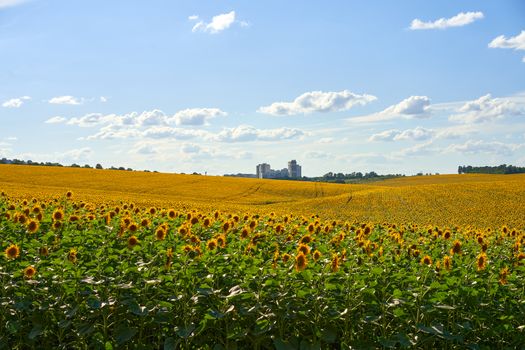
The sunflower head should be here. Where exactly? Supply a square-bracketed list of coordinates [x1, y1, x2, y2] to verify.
[127, 235, 139, 249]
[331, 253, 339, 272]
[295, 252, 307, 272]
[297, 244, 310, 255]
[5, 244, 20, 259]
[27, 219, 39, 233]
[24, 265, 36, 279]
[155, 228, 167, 241]
[476, 252, 487, 271]
[313, 250, 321, 262]
[421, 255, 433, 266]
[206, 239, 218, 250]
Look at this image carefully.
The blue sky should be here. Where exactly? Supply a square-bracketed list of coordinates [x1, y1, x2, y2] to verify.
[1, 0, 524, 176]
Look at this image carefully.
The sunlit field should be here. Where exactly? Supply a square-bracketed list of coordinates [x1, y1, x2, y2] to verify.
[1, 165, 525, 348]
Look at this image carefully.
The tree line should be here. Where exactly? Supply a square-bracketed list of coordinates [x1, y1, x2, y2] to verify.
[458, 164, 525, 174]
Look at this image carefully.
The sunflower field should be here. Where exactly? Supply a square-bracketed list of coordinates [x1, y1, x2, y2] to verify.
[1, 184, 525, 348]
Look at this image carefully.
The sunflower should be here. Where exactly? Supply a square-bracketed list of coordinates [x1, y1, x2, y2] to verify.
[68, 248, 78, 263]
[66, 191, 73, 199]
[216, 234, 226, 248]
[190, 217, 199, 225]
[476, 252, 487, 271]
[451, 240, 462, 255]
[299, 234, 312, 244]
[222, 222, 230, 233]
[297, 244, 310, 255]
[206, 239, 217, 250]
[53, 221, 62, 230]
[307, 223, 315, 233]
[140, 218, 150, 227]
[499, 266, 510, 285]
[149, 207, 156, 215]
[203, 217, 211, 228]
[5, 244, 20, 259]
[53, 209, 64, 221]
[18, 214, 27, 224]
[39, 246, 49, 257]
[27, 219, 39, 233]
[313, 250, 321, 262]
[127, 235, 139, 249]
[443, 231, 451, 240]
[167, 209, 176, 219]
[443, 255, 452, 271]
[421, 255, 432, 266]
[128, 223, 138, 233]
[24, 265, 36, 279]
[282, 253, 291, 263]
[331, 253, 339, 272]
[235, 228, 247, 240]
[295, 252, 307, 272]
[155, 228, 167, 240]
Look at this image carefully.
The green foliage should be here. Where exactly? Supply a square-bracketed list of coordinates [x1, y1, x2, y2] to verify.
[0, 194, 524, 348]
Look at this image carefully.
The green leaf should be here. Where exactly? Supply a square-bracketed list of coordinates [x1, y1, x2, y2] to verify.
[28, 324, 43, 340]
[163, 337, 176, 350]
[115, 327, 137, 345]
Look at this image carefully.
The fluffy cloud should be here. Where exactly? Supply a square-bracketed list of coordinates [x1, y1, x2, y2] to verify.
[68, 113, 115, 127]
[49, 95, 83, 105]
[172, 108, 226, 126]
[449, 94, 523, 123]
[2, 96, 30, 108]
[369, 127, 434, 142]
[215, 125, 305, 142]
[45, 116, 67, 124]
[489, 30, 525, 62]
[0, 0, 27, 9]
[191, 11, 240, 34]
[349, 96, 430, 123]
[410, 11, 484, 30]
[396, 141, 437, 157]
[446, 140, 523, 156]
[258, 90, 377, 116]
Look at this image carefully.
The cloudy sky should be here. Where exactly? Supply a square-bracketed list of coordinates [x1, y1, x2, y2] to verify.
[1, 1, 524, 176]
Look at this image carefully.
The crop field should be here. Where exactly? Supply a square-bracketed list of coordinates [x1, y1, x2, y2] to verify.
[1, 165, 525, 348]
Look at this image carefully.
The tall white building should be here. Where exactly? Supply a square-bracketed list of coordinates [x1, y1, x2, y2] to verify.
[256, 163, 271, 178]
[288, 159, 302, 178]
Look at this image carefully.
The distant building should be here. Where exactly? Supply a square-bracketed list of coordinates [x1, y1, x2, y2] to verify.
[256, 163, 271, 179]
[255, 160, 302, 179]
[288, 159, 302, 178]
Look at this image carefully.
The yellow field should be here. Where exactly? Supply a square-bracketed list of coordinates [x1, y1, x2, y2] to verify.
[1, 164, 524, 229]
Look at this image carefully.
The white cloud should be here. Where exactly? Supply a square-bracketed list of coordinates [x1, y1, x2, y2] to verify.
[191, 11, 240, 34]
[368, 129, 401, 142]
[258, 90, 377, 116]
[67, 113, 114, 127]
[317, 137, 333, 144]
[172, 108, 226, 126]
[305, 151, 332, 159]
[410, 11, 484, 30]
[0, 0, 27, 9]
[349, 96, 430, 123]
[369, 127, 435, 142]
[49, 95, 83, 105]
[449, 94, 523, 124]
[61, 147, 93, 161]
[100, 96, 108, 102]
[489, 30, 525, 62]
[446, 140, 523, 156]
[489, 30, 525, 50]
[396, 141, 437, 157]
[215, 125, 305, 142]
[2, 96, 30, 108]
[45, 116, 67, 124]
